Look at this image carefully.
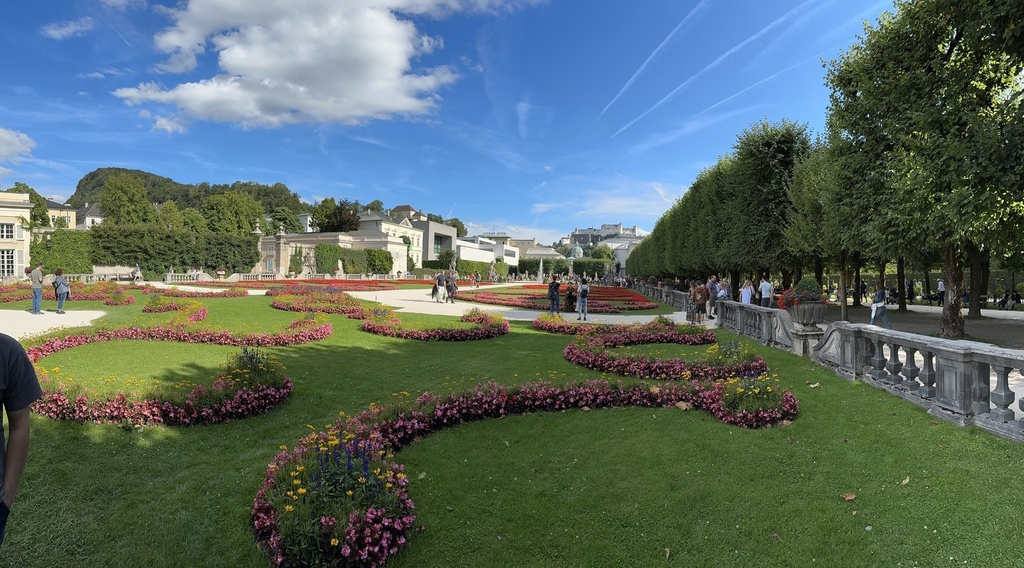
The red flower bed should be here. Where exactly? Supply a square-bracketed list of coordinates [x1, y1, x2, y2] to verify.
[361, 308, 510, 341]
[459, 286, 657, 313]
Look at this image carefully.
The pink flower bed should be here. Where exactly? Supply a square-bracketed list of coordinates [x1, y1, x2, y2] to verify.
[361, 309, 510, 341]
[561, 324, 771, 381]
[25, 317, 332, 363]
[460, 290, 657, 313]
[33, 379, 293, 427]
[253, 378, 797, 566]
[137, 284, 249, 298]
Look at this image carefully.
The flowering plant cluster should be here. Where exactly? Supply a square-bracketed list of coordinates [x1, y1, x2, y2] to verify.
[361, 307, 510, 341]
[532, 313, 593, 334]
[1, 280, 136, 303]
[776, 277, 825, 309]
[141, 294, 201, 313]
[32, 346, 293, 426]
[253, 377, 798, 565]
[24, 313, 332, 363]
[136, 284, 249, 298]
[563, 324, 769, 381]
[270, 291, 369, 317]
[105, 290, 136, 306]
[195, 280, 398, 292]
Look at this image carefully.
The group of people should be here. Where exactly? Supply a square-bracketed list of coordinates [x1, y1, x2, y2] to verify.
[546, 274, 591, 321]
[24, 263, 70, 315]
[737, 276, 775, 308]
[431, 272, 458, 303]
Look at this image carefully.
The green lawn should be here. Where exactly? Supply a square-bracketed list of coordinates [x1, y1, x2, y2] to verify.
[4, 296, 1024, 567]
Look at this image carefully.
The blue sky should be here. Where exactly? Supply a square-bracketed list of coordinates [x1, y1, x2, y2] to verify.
[0, 0, 894, 245]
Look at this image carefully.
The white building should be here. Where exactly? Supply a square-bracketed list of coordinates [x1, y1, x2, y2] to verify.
[457, 235, 520, 267]
[0, 193, 33, 281]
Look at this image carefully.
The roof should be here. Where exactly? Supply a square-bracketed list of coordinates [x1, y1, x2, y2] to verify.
[45, 198, 75, 210]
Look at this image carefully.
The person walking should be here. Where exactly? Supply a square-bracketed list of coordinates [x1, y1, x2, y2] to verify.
[758, 276, 774, 308]
[576, 278, 589, 321]
[870, 281, 892, 329]
[28, 263, 44, 315]
[937, 279, 945, 305]
[0, 332, 44, 548]
[547, 274, 561, 315]
[52, 269, 70, 314]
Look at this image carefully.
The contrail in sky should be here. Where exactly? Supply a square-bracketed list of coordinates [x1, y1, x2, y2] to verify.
[692, 48, 832, 119]
[598, 0, 715, 118]
[612, 0, 819, 137]
[109, 25, 133, 49]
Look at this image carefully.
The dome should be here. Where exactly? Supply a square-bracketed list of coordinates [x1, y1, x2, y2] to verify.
[569, 245, 584, 259]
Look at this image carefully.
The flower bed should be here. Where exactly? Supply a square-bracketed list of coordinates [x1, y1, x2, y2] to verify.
[269, 290, 369, 317]
[564, 325, 768, 381]
[33, 347, 293, 426]
[1, 280, 133, 303]
[136, 284, 250, 298]
[532, 313, 593, 334]
[361, 307, 510, 341]
[194, 280, 399, 292]
[253, 378, 797, 566]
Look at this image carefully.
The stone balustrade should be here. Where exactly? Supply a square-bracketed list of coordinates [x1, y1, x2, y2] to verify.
[811, 322, 1024, 440]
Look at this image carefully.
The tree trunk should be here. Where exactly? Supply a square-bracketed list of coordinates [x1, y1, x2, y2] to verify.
[730, 269, 741, 301]
[839, 250, 849, 321]
[896, 257, 907, 311]
[966, 242, 983, 317]
[981, 254, 991, 309]
[939, 242, 965, 338]
[782, 270, 793, 290]
[814, 258, 824, 287]
[853, 266, 863, 307]
[923, 271, 932, 305]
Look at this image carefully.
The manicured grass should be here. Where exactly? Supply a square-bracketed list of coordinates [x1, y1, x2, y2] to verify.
[5, 299, 1024, 567]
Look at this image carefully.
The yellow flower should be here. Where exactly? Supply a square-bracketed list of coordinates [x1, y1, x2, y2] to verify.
[331, 538, 340, 547]
[293, 479, 302, 486]
[284, 505, 294, 512]
[358, 477, 366, 484]
[346, 490, 353, 496]
[297, 488, 307, 495]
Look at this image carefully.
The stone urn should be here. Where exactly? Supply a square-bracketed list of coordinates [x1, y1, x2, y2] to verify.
[786, 301, 826, 326]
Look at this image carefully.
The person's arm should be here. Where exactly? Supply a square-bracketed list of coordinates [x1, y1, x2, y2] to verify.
[3, 407, 32, 508]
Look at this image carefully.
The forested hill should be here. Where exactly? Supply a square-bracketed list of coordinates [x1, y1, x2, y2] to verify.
[69, 167, 310, 213]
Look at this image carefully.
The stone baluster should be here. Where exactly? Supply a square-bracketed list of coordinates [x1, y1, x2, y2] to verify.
[918, 350, 936, 398]
[969, 358, 991, 417]
[885, 340, 904, 385]
[989, 365, 1015, 422]
[901, 346, 920, 391]
[870, 338, 889, 383]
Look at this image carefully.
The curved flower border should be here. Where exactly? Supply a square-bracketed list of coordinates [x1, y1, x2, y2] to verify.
[361, 308, 510, 341]
[562, 325, 769, 381]
[25, 303, 331, 425]
[253, 378, 797, 566]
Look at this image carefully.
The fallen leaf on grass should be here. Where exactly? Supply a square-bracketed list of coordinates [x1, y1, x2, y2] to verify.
[772, 532, 783, 542]
[418, 471, 427, 480]
[581, 406, 591, 412]
[665, 548, 671, 560]
[841, 493, 857, 501]
[901, 476, 910, 486]
[674, 401, 692, 411]
[852, 510, 858, 516]
[808, 383, 820, 389]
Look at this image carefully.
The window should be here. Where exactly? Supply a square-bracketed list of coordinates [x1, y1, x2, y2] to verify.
[0, 249, 13, 277]
[433, 235, 443, 255]
[0, 223, 13, 240]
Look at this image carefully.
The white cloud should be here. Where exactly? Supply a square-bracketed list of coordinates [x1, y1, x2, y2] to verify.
[101, 0, 147, 9]
[516, 99, 531, 138]
[0, 127, 36, 167]
[115, 1, 542, 128]
[41, 17, 95, 40]
[531, 202, 556, 214]
[153, 116, 186, 134]
[543, 165, 553, 172]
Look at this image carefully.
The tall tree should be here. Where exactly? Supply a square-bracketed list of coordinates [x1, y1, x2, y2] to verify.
[270, 206, 302, 233]
[100, 172, 157, 225]
[158, 200, 185, 230]
[445, 217, 468, 237]
[181, 208, 208, 234]
[826, 0, 1024, 338]
[310, 198, 360, 232]
[200, 191, 264, 236]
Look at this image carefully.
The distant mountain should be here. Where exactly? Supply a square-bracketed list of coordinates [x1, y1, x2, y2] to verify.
[69, 167, 310, 214]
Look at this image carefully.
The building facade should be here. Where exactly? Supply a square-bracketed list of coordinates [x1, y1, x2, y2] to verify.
[0, 193, 34, 280]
